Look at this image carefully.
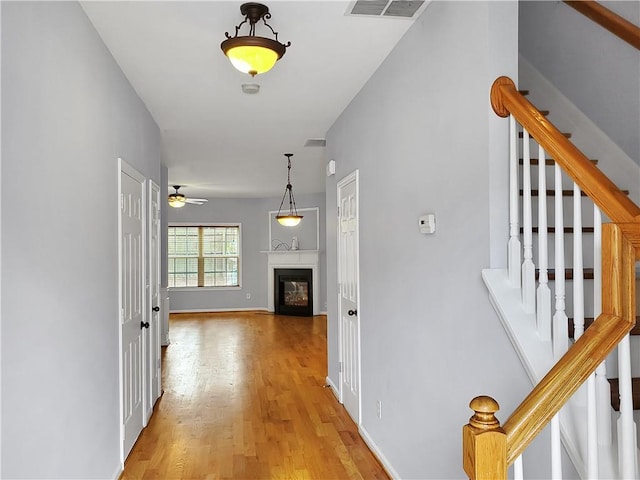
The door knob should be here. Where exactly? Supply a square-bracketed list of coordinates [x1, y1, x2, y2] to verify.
[152, 306, 160, 312]
[140, 321, 150, 329]
[348, 309, 357, 316]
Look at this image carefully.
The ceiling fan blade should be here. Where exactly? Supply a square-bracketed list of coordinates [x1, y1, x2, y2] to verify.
[185, 198, 208, 204]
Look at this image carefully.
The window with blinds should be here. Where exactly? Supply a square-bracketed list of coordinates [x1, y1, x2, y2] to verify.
[168, 225, 240, 288]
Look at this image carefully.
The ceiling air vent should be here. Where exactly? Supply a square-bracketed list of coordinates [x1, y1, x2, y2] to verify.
[348, 1, 426, 18]
[304, 139, 326, 147]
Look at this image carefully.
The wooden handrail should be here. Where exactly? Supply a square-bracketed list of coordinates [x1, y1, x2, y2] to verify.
[490, 77, 640, 224]
[464, 77, 640, 479]
[504, 223, 637, 462]
[505, 318, 629, 461]
[564, 1, 640, 51]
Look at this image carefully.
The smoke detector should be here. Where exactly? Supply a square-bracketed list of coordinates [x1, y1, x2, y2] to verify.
[241, 83, 260, 94]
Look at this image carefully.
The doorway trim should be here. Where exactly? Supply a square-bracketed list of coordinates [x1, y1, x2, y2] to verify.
[147, 179, 162, 415]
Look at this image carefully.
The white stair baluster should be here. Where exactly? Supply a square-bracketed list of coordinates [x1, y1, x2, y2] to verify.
[536, 145, 551, 340]
[572, 183, 587, 412]
[572, 182, 585, 341]
[582, 204, 598, 476]
[521, 129, 535, 314]
[586, 204, 600, 476]
[617, 334, 638, 479]
[587, 374, 599, 479]
[509, 115, 522, 288]
[551, 414, 562, 480]
[593, 206, 611, 446]
[552, 163, 568, 360]
[514, 454, 524, 480]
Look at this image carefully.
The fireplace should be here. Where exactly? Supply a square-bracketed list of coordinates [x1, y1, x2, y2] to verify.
[274, 268, 313, 316]
[263, 250, 319, 315]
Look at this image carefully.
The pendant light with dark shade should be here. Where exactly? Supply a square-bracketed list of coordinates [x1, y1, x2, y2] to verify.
[221, 3, 290, 77]
[276, 154, 303, 227]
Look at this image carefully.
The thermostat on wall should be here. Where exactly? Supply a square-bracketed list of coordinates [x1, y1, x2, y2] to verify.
[419, 214, 436, 234]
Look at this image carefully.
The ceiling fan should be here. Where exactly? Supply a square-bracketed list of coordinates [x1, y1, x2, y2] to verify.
[168, 185, 208, 208]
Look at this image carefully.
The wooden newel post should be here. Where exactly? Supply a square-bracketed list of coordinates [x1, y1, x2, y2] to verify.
[463, 396, 507, 480]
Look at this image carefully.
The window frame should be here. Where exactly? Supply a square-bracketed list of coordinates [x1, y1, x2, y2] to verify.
[167, 223, 242, 291]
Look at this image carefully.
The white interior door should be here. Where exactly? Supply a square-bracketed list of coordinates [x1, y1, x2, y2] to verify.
[338, 170, 360, 424]
[119, 160, 145, 462]
[148, 180, 162, 405]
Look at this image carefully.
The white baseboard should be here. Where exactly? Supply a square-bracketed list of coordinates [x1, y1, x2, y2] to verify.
[111, 462, 123, 480]
[323, 377, 398, 478]
[170, 307, 269, 314]
[359, 425, 401, 480]
[325, 376, 339, 400]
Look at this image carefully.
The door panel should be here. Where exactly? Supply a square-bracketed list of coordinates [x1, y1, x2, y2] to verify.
[120, 162, 145, 461]
[338, 171, 360, 423]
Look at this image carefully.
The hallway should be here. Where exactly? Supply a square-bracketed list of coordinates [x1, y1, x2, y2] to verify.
[121, 312, 388, 479]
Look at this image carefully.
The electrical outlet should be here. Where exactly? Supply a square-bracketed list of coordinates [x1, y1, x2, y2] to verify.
[376, 400, 382, 419]
[246, 293, 251, 299]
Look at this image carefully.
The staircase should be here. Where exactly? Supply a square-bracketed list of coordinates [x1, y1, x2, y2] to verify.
[464, 76, 640, 480]
[520, 108, 640, 416]
[461, 4, 640, 478]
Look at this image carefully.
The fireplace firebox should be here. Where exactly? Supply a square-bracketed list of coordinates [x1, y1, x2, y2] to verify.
[274, 268, 313, 316]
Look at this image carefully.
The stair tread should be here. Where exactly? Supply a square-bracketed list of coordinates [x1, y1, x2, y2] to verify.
[536, 268, 594, 280]
[607, 378, 640, 411]
[519, 158, 599, 166]
[568, 316, 640, 339]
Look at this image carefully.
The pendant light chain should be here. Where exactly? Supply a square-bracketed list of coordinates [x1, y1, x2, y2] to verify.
[286, 156, 297, 213]
[276, 153, 303, 226]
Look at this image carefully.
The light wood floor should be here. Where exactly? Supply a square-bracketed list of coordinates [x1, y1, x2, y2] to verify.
[121, 311, 389, 480]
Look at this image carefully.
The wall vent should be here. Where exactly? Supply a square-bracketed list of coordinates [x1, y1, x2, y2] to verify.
[304, 139, 326, 147]
[348, 1, 426, 18]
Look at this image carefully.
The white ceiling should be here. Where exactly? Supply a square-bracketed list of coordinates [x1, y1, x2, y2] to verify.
[81, 1, 425, 199]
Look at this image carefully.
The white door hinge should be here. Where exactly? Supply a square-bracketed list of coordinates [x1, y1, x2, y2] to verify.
[339, 361, 343, 373]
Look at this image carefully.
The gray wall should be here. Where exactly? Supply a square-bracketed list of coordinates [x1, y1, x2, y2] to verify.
[519, 1, 640, 164]
[326, 1, 570, 477]
[167, 192, 326, 312]
[1, 2, 161, 478]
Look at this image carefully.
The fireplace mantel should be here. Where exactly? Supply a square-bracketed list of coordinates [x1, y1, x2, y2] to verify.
[262, 250, 319, 315]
